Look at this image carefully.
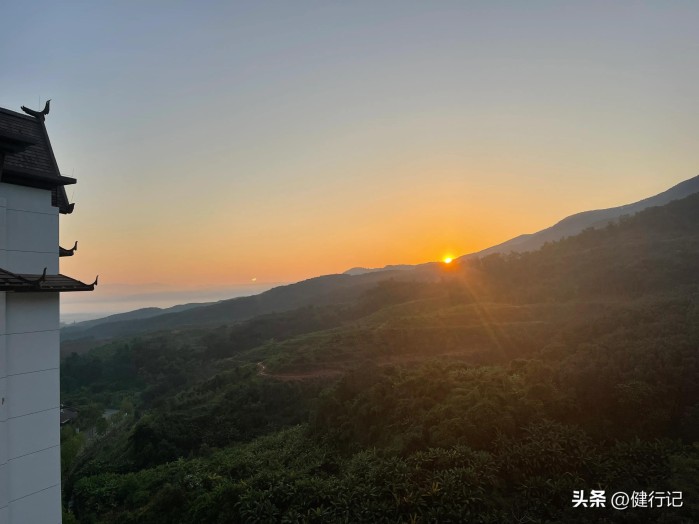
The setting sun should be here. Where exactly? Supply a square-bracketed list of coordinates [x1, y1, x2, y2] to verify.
[443, 257, 453, 264]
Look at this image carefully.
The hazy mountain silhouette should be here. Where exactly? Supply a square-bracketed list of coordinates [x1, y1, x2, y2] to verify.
[63, 175, 699, 346]
[344, 264, 416, 276]
[62, 302, 212, 333]
[61, 269, 439, 344]
[344, 175, 699, 274]
[460, 174, 699, 260]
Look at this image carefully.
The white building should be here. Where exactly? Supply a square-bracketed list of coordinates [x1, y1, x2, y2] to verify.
[0, 102, 95, 524]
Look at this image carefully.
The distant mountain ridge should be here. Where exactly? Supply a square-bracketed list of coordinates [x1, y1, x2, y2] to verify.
[63, 175, 699, 347]
[60, 269, 439, 345]
[344, 175, 699, 274]
[461, 174, 699, 260]
[344, 264, 416, 276]
[63, 302, 212, 333]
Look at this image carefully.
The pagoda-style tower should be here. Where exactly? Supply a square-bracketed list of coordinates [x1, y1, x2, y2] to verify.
[0, 101, 95, 524]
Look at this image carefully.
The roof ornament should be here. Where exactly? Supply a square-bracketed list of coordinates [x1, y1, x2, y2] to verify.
[60, 241, 78, 257]
[15, 267, 47, 285]
[91, 275, 99, 286]
[20, 100, 51, 121]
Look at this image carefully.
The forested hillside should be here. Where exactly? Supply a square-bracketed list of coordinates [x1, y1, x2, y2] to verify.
[60, 269, 440, 347]
[61, 194, 699, 523]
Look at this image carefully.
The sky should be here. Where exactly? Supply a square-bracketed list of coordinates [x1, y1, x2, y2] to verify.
[2, 1, 699, 318]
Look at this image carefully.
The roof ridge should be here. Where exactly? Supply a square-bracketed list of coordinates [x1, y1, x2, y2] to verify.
[0, 106, 36, 120]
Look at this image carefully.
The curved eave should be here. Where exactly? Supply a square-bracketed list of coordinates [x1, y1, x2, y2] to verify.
[1, 166, 76, 189]
[56, 187, 75, 214]
[0, 268, 95, 292]
[59, 242, 78, 257]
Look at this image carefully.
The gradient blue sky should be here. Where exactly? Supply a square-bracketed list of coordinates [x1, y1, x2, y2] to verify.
[2, 1, 698, 316]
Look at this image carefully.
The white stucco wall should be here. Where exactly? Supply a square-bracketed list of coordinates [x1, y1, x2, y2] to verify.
[0, 184, 62, 524]
[1, 293, 8, 524]
[0, 185, 58, 274]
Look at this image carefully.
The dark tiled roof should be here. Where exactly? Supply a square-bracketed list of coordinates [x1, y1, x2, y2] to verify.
[0, 268, 95, 292]
[0, 106, 74, 214]
[0, 108, 55, 174]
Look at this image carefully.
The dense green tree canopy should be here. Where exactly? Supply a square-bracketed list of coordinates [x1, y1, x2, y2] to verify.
[62, 195, 699, 522]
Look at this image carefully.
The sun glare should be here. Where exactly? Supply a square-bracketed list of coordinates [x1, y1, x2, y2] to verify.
[443, 257, 453, 264]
